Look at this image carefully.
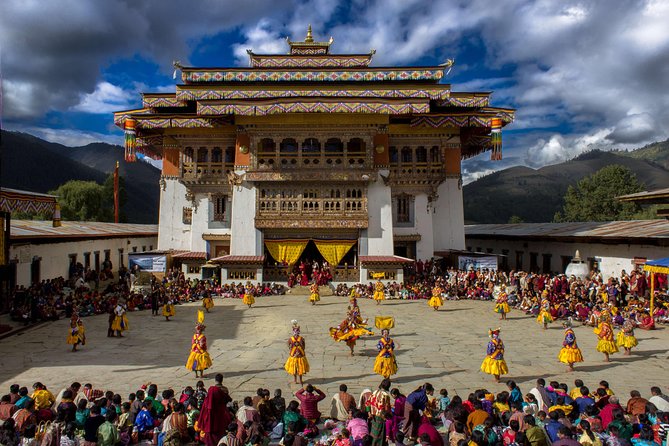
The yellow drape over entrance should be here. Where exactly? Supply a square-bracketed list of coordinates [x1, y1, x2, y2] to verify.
[314, 240, 356, 266]
[265, 240, 308, 266]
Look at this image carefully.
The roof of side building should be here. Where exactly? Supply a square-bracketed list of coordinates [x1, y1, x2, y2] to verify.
[465, 220, 669, 244]
[10, 220, 158, 241]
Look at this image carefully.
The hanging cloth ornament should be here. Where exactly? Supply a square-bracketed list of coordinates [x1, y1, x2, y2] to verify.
[124, 118, 137, 162]
[490, 117, 502, 161]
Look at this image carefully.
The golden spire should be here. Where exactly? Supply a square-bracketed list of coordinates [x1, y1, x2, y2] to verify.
[305, 24, 313, 43]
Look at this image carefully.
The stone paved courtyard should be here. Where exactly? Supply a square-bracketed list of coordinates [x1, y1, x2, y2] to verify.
[1, 295, 667, 400]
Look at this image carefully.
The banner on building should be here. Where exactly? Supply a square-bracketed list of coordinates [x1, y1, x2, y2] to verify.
[458, 255, 498, 271]
[128, 254, 167, 272]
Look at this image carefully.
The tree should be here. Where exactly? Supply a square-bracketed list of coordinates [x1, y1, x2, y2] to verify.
[554, 165, 644, 222]
[508, 215, 525, 224]
[49, 181, 108, 221]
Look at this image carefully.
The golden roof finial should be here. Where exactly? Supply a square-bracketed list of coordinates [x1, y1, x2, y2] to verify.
[305, 24, 313, 43]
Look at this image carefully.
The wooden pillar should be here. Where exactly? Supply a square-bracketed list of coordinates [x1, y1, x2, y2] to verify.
[443, 145, 461, 175]
[235, 130, 251, 168]
[373, 132, 389, 166]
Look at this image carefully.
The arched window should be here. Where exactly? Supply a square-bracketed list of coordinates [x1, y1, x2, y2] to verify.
[280, 138, 298, 153]
[401, 146, 412, 163]
[211, 147, 222, 163]
[197, 147, 208, 163]
[302, 138, 321, 153]
[259, 138, 275, 153]
[324, 138, 344, 153]
[347, 138, 365, 154]
[389, 146, 398, 163]
[416, 146, 427, 163]
[430, 145, 441, 163]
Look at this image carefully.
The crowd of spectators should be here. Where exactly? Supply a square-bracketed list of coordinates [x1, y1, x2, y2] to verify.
[1, 375, 668, 446]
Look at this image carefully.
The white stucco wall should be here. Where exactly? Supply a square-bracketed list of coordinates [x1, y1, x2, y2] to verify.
[433, 177, 465, 251]
[158, 178, 190, 251]
[189, 194, 209, 254]
[464, 236, 667, 279]
[364, 171, 394, 256]
[229, 179, 261, 256]
[11, 235, 158, 287]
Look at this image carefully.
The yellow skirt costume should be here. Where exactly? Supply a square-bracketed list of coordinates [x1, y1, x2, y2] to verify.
[203, 297, 214, 310]
[309, 292, 320, 303]
[537, 310, 553, 325]
[373, 355, 398, 378]
[495, 302, 510, 314]
[596, 339, 619, 354]
[111, 315, 129, 332]
[243, 293, 255, 306]
[616, 331, 638, 349]
[558, 346, 584, 364]
[480, 357, 509, 376]
[162, 303, 176, 317]
[284, 356, 309, 376]
[67, 326, 85, 345]
[428, 296, 444, 308]
[186, 350, 212, 371]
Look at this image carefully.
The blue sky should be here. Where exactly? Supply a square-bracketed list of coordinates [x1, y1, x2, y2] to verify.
[2, 0, 668, 182]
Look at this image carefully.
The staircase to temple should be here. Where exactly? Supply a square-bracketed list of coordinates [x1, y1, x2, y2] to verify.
[286, 285, 334, 296]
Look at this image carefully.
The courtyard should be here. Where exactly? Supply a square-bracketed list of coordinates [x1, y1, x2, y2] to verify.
[0, 295, 667, 399]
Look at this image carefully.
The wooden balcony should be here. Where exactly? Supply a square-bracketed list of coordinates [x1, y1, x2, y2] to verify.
[181, 161, 234, 184]
[255, 151, 369, 170]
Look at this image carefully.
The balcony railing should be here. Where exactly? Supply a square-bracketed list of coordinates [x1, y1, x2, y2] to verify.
[182, 161, 234, 180]
[256, 151, 369, 169]
[258, 196, 366, 217]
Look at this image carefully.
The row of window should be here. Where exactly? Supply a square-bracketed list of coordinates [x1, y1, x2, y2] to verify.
[259, 188, 363, 199]
[389, 146, 441, 164]
[183, 147, 235, 163]
[259, 138, 366, 154]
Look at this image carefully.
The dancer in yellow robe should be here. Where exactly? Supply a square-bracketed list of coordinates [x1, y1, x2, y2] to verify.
[110, 301, 129, 337]
[66, 314, 86, 352]
[162, 298, 176, 321]
[481, 328, 508, 382]
[616, 319, 638, 355]
[428, 284, 444, 311]
[495, 286, 510, 320]
[594, 311, 618, 362]
[185, 321, 212, 378]
[242, 284, 255, 308]
[373, 329, 398, 378]
[284, 320, 309, 384]
[536, 295, 553, 329]
[309, 282, 320, 305]
[202, 294, 214, 313]
[373, 279, 385, 305]
[558, 319, 583, 372]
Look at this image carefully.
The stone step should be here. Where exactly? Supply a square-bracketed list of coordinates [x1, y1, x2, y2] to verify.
[286, 285, 334, 296]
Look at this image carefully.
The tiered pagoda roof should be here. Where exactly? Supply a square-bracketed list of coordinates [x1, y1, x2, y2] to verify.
[114, 26, 514, 160]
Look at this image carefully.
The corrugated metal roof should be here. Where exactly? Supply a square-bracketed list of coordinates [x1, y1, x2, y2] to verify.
[10, 220, 158, 240]
[617, 188, 669, 202]
[465, 220, 669, 239]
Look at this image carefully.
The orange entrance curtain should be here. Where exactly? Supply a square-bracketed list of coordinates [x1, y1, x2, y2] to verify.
[313, 240, 356, 266]
[265, 240, 308, 266]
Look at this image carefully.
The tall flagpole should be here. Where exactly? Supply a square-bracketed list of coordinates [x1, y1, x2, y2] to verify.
[114, 161, 119, 223]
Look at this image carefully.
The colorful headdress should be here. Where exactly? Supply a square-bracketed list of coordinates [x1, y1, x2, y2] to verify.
[195, 323, 206, 332]
[196, 310, 205, 331]
[291, 319, 300, 335]
[541, 290, 549, 297]
[488, 327, 501, 338]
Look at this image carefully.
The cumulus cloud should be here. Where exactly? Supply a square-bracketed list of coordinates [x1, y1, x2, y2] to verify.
[72, 81, 135, 114]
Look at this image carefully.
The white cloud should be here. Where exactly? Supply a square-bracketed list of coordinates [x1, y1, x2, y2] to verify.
[71, 81, 135, 114]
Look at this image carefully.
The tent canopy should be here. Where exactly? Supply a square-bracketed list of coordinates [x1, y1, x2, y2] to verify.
[643, 257, 669, 274]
